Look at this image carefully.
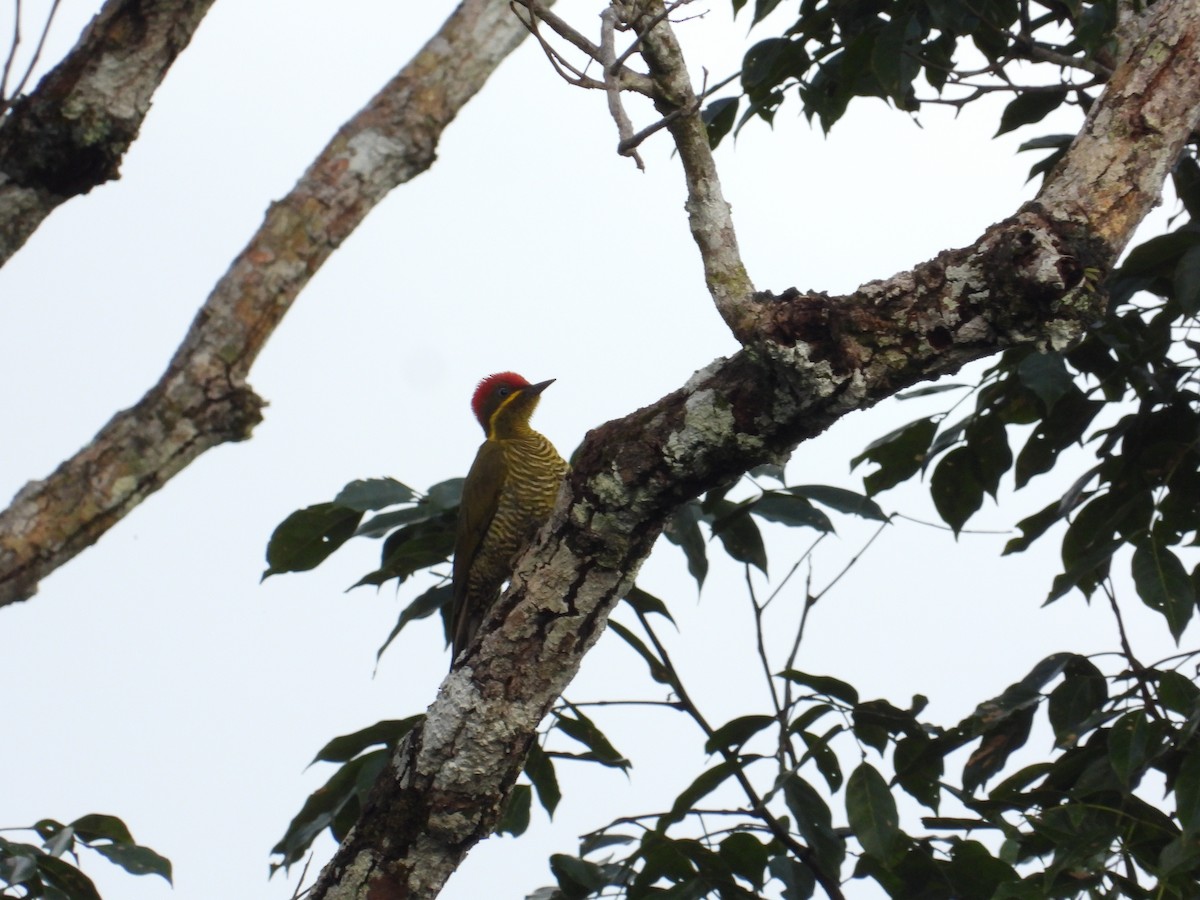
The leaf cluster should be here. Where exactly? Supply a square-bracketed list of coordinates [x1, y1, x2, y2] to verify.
[262, 475, 463, 654]
[0, 814, 170, 900]
[704, 0, 1115, 144]
[853, 153, 1200, 641]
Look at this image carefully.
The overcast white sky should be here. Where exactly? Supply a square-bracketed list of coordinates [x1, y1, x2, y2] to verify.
[0, 2, 1188, 899]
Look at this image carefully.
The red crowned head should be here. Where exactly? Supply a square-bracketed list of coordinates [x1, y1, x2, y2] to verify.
[470, 372, 554, 435]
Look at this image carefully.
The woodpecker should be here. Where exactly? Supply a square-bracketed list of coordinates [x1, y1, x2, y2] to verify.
[450, 372, 567, 663]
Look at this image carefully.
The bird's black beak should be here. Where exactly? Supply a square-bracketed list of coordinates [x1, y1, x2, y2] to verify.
[524, 378, 555, 396]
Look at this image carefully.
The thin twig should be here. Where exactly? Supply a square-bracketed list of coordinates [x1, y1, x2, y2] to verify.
[810, 517, 892, 604]
[510, 1, 606, 89]
[0, 0, 21, 106]
[610, 0, 696, 72]
[511, 0, 654, 95]
[1101, 578, 1164, 722]
[8, 0, 60, 105]
[745, 566, 784, 719]
[601, 6, 644, 169]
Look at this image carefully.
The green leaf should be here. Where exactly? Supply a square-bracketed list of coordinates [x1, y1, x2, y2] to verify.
[789, 703, 834, 735]
[750, 492, 833, 532]
[847, 763, 904, 866]
[945, 840, 1018, 898]
[39, 821, 74, 858]
[779, 670, 859, 706]
[312, 716, 422, 764]
[352, 515, 456, 588]
[1157, 669, 1200, 717]
[354, 503, 441, 538]
[263, 503, 363, 578]
[495, 783, 531, 837]
[660, 761, 736, 830]
[893, 734, 943, 812]
[1173, 244, 1200, 315]
[425, 477, 464, 509]
[1013, 393, 1103, 488]
[376, 583, 452, 660]
[1118, 230, 1200, 278]
[705, 714, 775, 754]
[1016, 351, 1074, 413]
[621, 586, 675, 623]
[995, 90, 1066, 136]
[664, 500, 708, 589]
[607, 620, 670, 684]
[1108, 710, 1158, 788]
[750, 463, 787, 483]
[788, 484, 887, 520]
[0, 837, 41, 886]
[719, 832, 769, 891]
[550, 854, 608, 897]
[742, 37, 808, 94]
[332, 477, 415, 511]
[1003, 501, 1063, 554]
[90, 843, 172, 883]
[800, 728, 844, 792]
[751, 0, 788, 25]
[708, 500, 769, 573]
[852, 417, 938, 495]
[69, 814, 134, 846]
[1046, 657, 1107, 748]
[768, 853, 816, 899]
[965, 411, 1012, 499]
[553, 709, 629, 770]
[930, 446, 984, 535]
[871, 13, 920, 104]
[524, 742, 561, 818]
[35, 855, 102, 900]
[578, 832, 635, 856]
[897, 382, 969, 399]
[962, 706, 1035, 793]
[1132, 540, 1195, 642]
[634, 833, 698, 892]
[1175, 747, 1200, 835]
[272, 749, 390, 871]
[782, 776, 845, 879]
[852, 698, 921, 753]
[701, 97, 739, 149]
[1017, 134, 1076, 153]
[1173, 152, 1200, 218]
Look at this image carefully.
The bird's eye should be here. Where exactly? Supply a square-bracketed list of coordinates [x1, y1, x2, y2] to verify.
[498, 387, 510, 397]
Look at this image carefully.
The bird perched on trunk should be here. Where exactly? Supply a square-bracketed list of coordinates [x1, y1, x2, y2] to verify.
[450, 372, 568, 664]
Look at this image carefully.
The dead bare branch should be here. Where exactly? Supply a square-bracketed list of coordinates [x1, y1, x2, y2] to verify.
[0, 0, 541, 608]
[601, 6, 645, 169]
[0, 0, 213, 265]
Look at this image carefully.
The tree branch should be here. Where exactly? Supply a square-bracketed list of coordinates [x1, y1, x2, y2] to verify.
[307, 2, 1200, 897]
[0, 0, 215, 266]
[626, 0, 758, 341]
[0, 0, 540, 608]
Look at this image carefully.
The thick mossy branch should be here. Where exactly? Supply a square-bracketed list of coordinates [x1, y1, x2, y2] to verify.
[303, 4, 1200, 899]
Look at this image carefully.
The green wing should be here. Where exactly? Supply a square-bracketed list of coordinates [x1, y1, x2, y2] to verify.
[451, 440, 506, 650]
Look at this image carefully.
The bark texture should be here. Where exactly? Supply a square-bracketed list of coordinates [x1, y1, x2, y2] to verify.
[306, 1, 1200, 898]
[0, 0, 538, 607]
[0, 0, 215, 265]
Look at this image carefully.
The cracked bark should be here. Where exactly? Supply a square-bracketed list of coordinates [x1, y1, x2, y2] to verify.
[0, 0, 215, 265]
[306, 2, 1200, 898]
[0, 0, 540, 607]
